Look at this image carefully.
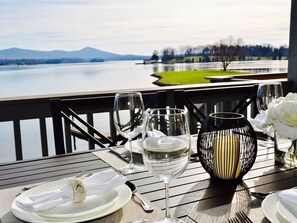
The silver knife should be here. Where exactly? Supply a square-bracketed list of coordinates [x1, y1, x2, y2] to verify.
[108, 147, 130, 163]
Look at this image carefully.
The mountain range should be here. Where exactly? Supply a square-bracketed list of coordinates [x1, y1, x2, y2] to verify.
[0, 47, 149, 61]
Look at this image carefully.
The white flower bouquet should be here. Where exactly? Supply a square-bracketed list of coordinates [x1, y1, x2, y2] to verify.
[252, 92, 297, 166]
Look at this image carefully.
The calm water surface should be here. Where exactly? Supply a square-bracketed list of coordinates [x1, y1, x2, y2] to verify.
[0, 60, 288, 97]
[0, 60, 288, 163]
[0, 61, 157, 97]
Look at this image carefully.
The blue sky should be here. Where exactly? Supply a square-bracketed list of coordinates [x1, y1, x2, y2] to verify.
[0, 0, 291, 55]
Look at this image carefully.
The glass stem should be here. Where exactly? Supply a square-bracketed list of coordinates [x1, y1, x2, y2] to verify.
[292, 140, 297, 153]
[267, 136, 273, 144]
[128, 139, 134, 170]
[164, 182, 171, 219]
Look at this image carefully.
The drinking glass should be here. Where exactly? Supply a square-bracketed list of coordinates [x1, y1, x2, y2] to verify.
[113, 92, 145, 174]
[256, 81, 283, 145]
[143, 108, 190, 223]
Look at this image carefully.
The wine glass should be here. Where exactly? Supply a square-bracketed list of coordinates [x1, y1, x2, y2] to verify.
[143, 108, 190, 223]
[113, 92, 145, 174]
[256, 81, 283, 145]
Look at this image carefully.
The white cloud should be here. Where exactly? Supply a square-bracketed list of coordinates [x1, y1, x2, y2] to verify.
[0, 0, 291, 54]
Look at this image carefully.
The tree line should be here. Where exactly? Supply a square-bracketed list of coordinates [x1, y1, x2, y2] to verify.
[0, 58, 104, 66]
[151, 36, 288, 71]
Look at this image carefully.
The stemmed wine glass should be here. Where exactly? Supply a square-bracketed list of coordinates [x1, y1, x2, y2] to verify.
[143, 108, 190, 223]
[256, 81, 283, 145]
[113, 92, 145, 174]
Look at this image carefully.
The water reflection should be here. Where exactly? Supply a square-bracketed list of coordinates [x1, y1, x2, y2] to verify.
[150, 60, 288, 73]
[163, 65, 176, 72]
[152, 64, 159, 74]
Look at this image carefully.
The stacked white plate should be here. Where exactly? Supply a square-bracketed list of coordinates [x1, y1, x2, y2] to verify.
[11, 179, 131, 223]
[262, 191, 297, 223]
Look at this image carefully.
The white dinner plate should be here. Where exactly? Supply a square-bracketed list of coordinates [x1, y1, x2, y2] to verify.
[11, 180, 131, 223]
[125, 136, 198, 154]
[262, 192, 297, 223]
[277, 200, 297, 223]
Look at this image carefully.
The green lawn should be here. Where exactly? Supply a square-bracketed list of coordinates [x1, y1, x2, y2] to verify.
[153, 70, 250, 85]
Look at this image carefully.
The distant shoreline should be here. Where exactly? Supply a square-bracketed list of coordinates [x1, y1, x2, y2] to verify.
[0, 58, 105, 66]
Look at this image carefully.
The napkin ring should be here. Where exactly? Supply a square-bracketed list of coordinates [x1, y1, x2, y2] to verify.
[69, 179, 86, 203]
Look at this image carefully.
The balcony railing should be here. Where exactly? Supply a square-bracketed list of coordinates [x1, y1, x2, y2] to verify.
[0, 77, 291, 163]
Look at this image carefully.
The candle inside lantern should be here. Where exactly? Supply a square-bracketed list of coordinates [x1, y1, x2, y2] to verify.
[213, 135, 241, 180]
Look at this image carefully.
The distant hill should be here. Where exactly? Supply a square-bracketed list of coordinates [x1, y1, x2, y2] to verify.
[0, 47, 149, 61]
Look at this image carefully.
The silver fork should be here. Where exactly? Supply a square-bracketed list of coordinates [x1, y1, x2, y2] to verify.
[235, 211, 253, 223]
[228, 216, 240, 223]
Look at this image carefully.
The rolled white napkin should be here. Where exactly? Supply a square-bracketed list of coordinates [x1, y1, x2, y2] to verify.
[16, 169, 126, 212]
[147, 129, 165, 138]
[249, 110, 267, 127]
[278, 188, 297, 218]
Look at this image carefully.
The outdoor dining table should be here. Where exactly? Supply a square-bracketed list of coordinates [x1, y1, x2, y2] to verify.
[0, 139, 296, 223]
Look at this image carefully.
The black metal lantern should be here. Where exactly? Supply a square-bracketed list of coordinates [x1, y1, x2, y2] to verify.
[197, 112, 257, 181]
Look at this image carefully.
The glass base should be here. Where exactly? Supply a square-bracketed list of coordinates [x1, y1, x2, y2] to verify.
[119, 163, 146, 174]
[153, 217, 184, 223]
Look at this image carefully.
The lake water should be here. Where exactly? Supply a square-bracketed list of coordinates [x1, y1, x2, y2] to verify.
[0, 60, 288, 163]
[0, 60, 288, 97]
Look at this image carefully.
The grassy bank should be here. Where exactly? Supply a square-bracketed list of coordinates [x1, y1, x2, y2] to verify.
[153, 70, 250, 85]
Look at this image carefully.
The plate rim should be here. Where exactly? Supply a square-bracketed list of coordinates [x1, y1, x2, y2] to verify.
[261, 192, 280, 223]
[11, 181, 131, 223]
[277, 200, 297, 223]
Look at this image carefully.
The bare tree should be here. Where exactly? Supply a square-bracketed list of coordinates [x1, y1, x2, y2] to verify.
[151, 50, 159, 62]
[178, 45, 194, 56]
[161, 47, 177, 63]
[212, 36, 245, 71]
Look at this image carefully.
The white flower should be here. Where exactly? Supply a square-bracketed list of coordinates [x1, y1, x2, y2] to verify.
[260, 93, 297, 141]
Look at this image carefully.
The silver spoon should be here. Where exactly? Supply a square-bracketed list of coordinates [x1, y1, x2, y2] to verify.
[125, 181, 154, 213]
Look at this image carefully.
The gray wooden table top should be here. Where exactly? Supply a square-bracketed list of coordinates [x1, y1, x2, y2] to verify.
[0, 145, 296, 223]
